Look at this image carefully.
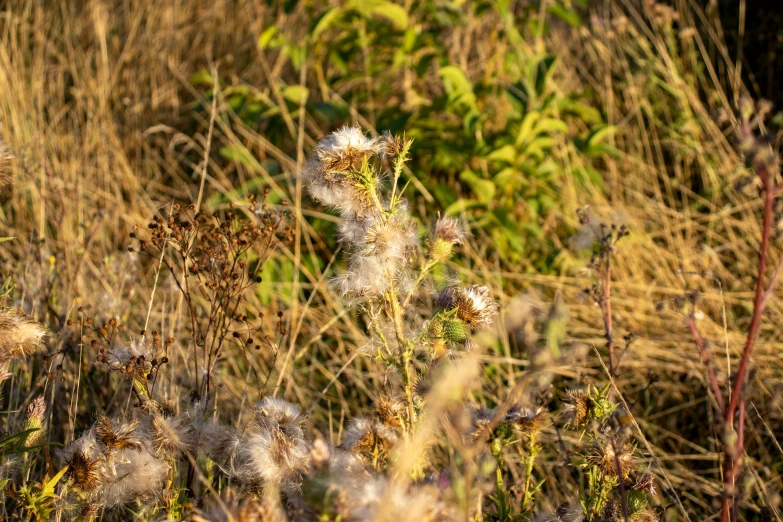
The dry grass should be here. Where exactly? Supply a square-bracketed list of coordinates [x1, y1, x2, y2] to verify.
[0, 0, 780, 520]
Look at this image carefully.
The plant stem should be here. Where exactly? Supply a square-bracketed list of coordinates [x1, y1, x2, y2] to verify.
[720, 164, 775, 521]
[386, 292, 416, 430]
[601, 252, 615, 377]
[686, 316, 726, 413]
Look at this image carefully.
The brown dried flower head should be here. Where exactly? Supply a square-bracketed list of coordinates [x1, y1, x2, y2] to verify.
[0, 310, 46, 359]
[633, 472, 657, 496]
[95, 416, 143, 453]
[561, 390, 590, 429]
[65, 451, 101, 491]
[586, 439, 636, 478]
[506, 406, 550, 434]
[435, 285, 499, 330]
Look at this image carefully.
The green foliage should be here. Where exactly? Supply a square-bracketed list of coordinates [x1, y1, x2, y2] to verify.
[13, 466, 68, 521]
[191, 0, 608, 271]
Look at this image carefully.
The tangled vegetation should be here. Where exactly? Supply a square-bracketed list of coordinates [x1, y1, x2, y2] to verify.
[0, 0, 780, 521]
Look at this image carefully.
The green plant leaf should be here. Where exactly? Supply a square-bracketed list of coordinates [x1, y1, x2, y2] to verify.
[547, 4, 581, 28]
[486, 145, 517, 164]
[282, 85, 309, 105]
[40, 466, 69, 498]
[258, 27, 276, 49]
[516, 111, 541, 146]
[445, 199, 484, 215]
[311, 7, 344, 39]
[459, 170, 495, 204]
[533, 117, 568, 135]
[370, 1, 409, 29]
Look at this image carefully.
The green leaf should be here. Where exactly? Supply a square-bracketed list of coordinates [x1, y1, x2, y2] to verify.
[0, 237, 15, 243]
[282, 85, 309, 105]
[370, 1, 409, 29]
[439, 65, 476, 109]
[439, 66, 473, 96]
[311, 7, 344, 39]
[445, 199, 484, 215]
[586, 124, 616, 145]
[190, 69, 215, 87]
[258, 27, 276, 49]
[41, 466, 69, 497]
[459, 170, 495, 204]
[486, 145, 517, 164]
[547, 4, 581, 28]
[533, 117, 568, 135]
[516, 111, 540, 146]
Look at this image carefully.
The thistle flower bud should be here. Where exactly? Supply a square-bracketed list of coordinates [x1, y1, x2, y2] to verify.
[429, 216, 466, 262]
[427, 312, 468, 345]
[23, 396, 47, 447]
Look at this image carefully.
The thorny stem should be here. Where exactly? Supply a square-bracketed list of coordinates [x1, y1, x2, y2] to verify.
[385, 291, 416, 431]
[720, 164, 776, 521]
[520, 432, 540, 512]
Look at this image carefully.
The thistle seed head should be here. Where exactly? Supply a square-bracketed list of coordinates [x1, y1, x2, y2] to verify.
[586, 439, 636, 478]
[95, 416, 143, 453]
[561, 390, 590, 429]
[0, 310, 46, 359]
[435, 285, 499, 330]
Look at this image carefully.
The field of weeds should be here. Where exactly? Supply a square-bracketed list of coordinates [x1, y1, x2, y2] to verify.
[0, 1, 780, 520]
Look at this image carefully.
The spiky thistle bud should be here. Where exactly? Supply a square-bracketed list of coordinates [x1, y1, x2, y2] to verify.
[23, 397, 47, 447]
[65, 451, 101, 492]
[429, 216, 466, 262]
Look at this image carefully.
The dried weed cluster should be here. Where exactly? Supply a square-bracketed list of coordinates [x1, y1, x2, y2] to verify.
[1, 119, 775, 522]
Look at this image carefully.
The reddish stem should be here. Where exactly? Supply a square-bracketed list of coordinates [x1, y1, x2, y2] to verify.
[720, 165, 774, 521]
[686, 316, 726, 413]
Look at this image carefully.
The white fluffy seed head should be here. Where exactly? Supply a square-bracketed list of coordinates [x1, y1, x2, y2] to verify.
[303, 126, 382, 217]
[317, 126, 379, 158]
[0, 310, 46, 359]
[100, 449, 170, 507]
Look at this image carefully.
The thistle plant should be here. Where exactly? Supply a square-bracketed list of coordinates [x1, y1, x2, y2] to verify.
[556, 385, 659, 522]
[302, 126, 499, 436]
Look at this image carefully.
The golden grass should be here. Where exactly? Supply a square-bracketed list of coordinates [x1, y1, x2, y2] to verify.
[0, 0, 780, 519]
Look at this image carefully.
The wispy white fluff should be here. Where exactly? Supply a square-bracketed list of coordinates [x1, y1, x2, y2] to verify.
[101, 449, 169, 507]
[316, 125, 379, 158]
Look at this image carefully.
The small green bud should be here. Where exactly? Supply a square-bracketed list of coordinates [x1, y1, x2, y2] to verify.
[429, 237, 454, 262]
[442, 318, 468, 343]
